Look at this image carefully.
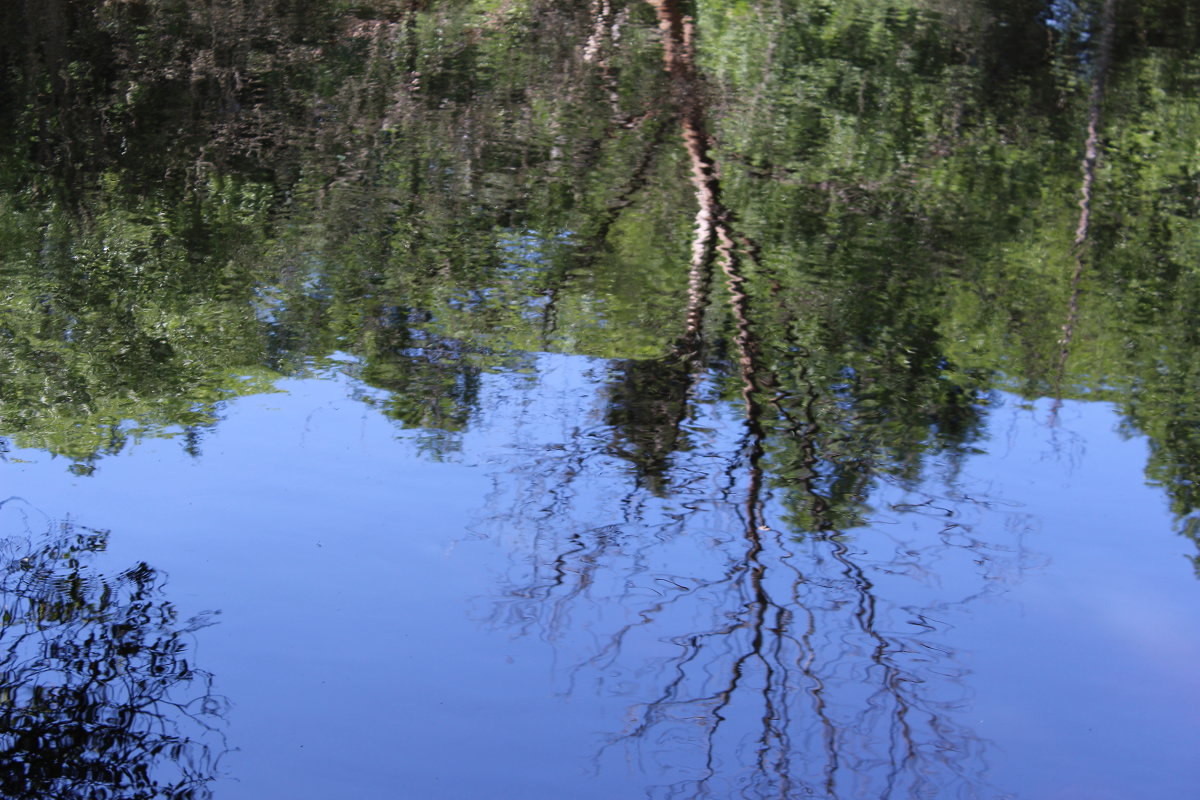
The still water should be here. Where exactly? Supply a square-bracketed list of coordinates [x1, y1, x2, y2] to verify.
[2, 1, 1200, 798]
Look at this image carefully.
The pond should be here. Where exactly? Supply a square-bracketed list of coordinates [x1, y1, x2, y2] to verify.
[1, 2, 1199, 798]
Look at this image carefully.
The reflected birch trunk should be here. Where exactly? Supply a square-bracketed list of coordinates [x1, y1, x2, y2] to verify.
[1055, 0, 1118, 414]
[471, 5, 1008, 797]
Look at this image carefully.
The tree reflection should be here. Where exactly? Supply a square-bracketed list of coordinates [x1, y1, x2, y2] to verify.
[477, 353, 1018, 797]
[1, 0, 1197, 794]
[0, 505, 226, 799]
[474, 4, 1024, 795]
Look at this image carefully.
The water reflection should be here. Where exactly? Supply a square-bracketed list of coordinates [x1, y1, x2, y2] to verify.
[604, 357, 694, 495]
[3, 0, 1197, 543]
[0, 500, 226, 800]
[1, 0, 1200, 796]
[469, 353, 1029, 798]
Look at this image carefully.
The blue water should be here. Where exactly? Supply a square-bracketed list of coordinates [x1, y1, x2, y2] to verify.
[4, 354, 1197, 798]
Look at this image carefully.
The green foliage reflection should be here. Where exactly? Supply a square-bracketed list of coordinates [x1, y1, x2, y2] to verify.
[0, 0, 1198, 561]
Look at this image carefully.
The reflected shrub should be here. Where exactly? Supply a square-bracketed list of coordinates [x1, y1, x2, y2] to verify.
[0, 518, 225, 800]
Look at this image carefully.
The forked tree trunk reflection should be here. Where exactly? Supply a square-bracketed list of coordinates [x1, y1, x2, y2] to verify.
[645, 0, 738, 356]
[476, 4, 1002, 796]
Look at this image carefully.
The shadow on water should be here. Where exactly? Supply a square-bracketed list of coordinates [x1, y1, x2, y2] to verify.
[0, 499, 227, 800]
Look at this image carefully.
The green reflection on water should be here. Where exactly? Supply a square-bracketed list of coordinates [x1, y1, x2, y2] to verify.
[1, 1, 1198, 559]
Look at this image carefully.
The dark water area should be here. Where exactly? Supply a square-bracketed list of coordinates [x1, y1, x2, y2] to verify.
[2, 1, 1200, 798]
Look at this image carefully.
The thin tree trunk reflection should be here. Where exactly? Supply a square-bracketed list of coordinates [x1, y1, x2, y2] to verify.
[1055, 0, 1118, 412]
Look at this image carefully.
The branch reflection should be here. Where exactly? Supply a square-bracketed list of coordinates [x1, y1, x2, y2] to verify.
[0, 502, 227, 800]
[471, 344, 1030, 798]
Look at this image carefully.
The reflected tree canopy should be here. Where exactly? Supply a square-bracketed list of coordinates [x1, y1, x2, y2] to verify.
[1, 1, 1196, 529]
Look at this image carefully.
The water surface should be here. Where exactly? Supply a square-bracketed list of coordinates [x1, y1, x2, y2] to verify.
[2, 2, 1199, 798]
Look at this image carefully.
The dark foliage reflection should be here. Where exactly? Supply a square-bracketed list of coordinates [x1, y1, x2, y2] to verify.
[0, 501, 226, 800]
